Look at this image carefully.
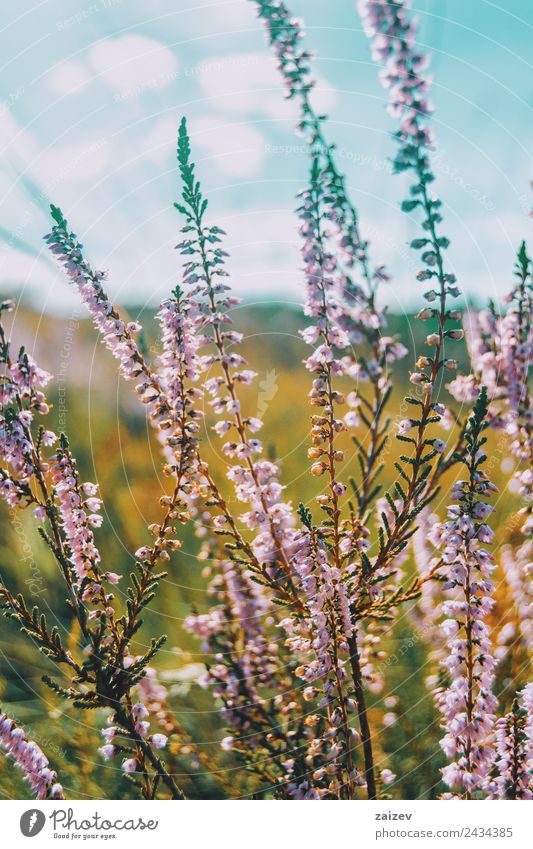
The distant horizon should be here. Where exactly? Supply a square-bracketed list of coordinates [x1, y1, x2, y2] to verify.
[0, 286, 500, 319]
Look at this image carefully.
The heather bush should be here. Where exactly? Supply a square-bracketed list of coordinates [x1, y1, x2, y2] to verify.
[0, 0, 531, 800]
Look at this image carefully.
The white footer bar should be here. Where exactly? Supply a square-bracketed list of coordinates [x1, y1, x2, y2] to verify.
[1, 798, 531, 849]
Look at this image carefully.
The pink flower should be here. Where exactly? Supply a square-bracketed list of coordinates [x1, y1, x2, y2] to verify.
[131, 703, 149, 720]
[381, 769, 396, 785]
[105, 572, 122, 584]
[447, 374, 479, 403]
[43, 430, 57, 446]
[101, 727, 116, 743]
[151, 734, 168, 750]
[50, 448, 102, 582]
[344, 411, 360, 428]
[398, 419, 413, 435]
[98, 744, 115, 760]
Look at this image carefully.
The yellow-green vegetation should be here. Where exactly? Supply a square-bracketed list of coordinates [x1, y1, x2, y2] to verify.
[0, 304, 527, 799]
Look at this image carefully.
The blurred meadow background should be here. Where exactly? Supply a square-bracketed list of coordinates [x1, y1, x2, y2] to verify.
[1, 0, 532, 799]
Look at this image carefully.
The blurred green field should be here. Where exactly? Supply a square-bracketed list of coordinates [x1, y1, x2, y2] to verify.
[0, 302, 528, 799]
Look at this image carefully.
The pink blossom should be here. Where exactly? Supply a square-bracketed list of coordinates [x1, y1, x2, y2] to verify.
[98, 744, 115, 760]
[50, 447, 102, 582]
[151, 734, 168, 750]
[0, 711, 64, 799]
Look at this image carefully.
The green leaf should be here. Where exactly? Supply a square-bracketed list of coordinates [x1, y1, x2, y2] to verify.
[50, 204, 66, 228]
[401, 199, 419, 212]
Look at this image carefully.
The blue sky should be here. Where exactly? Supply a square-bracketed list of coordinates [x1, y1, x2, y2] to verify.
[1, 0, 531, 314]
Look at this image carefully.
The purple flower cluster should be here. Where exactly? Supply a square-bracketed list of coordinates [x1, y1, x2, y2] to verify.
[174, 119, 298, 575]
[50, 447, 103, 583]
[253, 0, 394, 369]
[44, 210, 176, 441]
[154, 290, 205, 488]
[0, 711, 63, 799]
[46, 228, 149, 383]
[98, 699, 167, 773]
[0, 303, 54, 508]
[358, 0, 462, 402]
[358, 0, 433, 151]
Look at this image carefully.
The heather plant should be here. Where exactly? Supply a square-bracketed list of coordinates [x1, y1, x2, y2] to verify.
[0, 0, 531, 801]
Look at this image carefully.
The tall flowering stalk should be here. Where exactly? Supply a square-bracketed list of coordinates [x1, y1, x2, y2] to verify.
[172, 121, 325, 796]
[172, 121, 414, 799]
[45, 209, 163, 393]
[254, 0, 438, 782]
[174, 118, 298, 578]
[252, 0, 403, 524]
[296, 162, 364, 797]
[253, 4, 432, 755]
[298, 158, 382, 797]
[430, 388, 497, 797]
[358, 0, 466, 575]
[252, 0, 386, 295]
[44, 210, 200, 476]
[179, 124, 365, 799]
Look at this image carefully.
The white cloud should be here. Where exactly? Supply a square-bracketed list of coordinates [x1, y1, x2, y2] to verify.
[182, 0, 257, 35]
[37, 139, 112, 188]
[0, 107, 38, 165]
[214, 207, 302, 296]
[0, 249, 62, 296]
[47, 61, 92, 96]
[0, 107, 110, 197]
[195, 50, 336, 120]
[89, 35, 178, 97]
[189, 115, 266, 176]
[137, 115, 177, 166]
